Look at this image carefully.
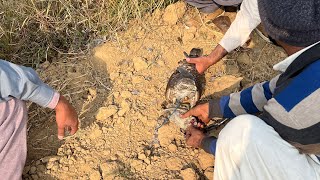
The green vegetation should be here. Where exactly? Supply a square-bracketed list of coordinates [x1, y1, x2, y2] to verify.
[0, 0, 176, 67]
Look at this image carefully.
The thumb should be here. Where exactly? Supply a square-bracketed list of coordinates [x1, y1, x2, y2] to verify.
[181, 108, 195, 119]
[186, 57, 200, 64]
[70, 123, 78, 135]
[57, 125, 65, 140]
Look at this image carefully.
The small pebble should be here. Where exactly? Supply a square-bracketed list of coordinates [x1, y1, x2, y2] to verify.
[30, 166, 37, 174]
[110, 155, 118, 161]
[131, 90, 140, 95]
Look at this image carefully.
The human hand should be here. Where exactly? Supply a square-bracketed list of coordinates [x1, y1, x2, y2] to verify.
[181, 103, 210, 124]
[186, 56, 215, 74]
[55, 95, 79, 140]
[185, 126, 205, 148]
[186, 44, 227, 74]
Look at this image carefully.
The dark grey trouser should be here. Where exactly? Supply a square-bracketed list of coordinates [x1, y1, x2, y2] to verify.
[185, 0, 242, 13]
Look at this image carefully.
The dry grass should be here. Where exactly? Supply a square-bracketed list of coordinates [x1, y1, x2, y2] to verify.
[0, 0, 176, 67]
[0, 0, 177, 163]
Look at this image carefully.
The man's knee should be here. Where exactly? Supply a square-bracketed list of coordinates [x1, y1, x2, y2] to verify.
[219, 114, 261, 138]
[217, 114, 270, 152]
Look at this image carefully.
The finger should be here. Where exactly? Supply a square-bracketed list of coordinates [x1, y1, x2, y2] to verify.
[185, 130, 191, 139]
[197, 114, 209, 124]
[197, 123, 205, 128]
[198, 115, 207, 123]
[181, 109, 195, 119]
[186, 126, 192, 133]
[186, 139, 192, 146]
[187, 126, 197, 132]
[70, 123, 78, 135]
[186, 57, 200, 64]
[185, 133, 191, 140]
[196, 67, 205, 74]
[57, 126, 65, 140]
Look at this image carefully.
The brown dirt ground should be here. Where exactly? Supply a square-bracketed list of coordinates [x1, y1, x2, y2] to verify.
[23, 2, 286, 180]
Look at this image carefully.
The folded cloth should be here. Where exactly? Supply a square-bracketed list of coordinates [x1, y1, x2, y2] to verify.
[185, 0, 242, 13]
[215, 0, 242, 6]
[185, 0, 220, 13]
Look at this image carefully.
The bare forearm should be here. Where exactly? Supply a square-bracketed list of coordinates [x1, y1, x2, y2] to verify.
[208, 44, 228, 65]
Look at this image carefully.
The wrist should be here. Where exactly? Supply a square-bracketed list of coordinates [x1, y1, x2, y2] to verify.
[198, 135, 206, 148]
[55, 95, 68, 111]
[208, 44, 228, 65]
[207, 52, 219, 65]
[200, 136, 217, 154]
[47, 92, 60, 109]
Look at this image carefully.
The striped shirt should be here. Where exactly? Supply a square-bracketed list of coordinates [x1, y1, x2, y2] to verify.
[208, 42, 320, 154]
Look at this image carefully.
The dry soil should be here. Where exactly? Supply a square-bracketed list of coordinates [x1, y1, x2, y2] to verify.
[23, 2, 285, 180]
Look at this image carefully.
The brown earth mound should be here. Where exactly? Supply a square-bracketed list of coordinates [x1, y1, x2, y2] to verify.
[23, 1, 285, 179]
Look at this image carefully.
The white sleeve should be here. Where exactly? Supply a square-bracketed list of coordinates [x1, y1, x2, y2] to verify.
[219, 0, 261, 52]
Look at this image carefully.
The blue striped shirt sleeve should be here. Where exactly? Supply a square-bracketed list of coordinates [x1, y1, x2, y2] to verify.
[218, 75, 280, 118]
[201, 136, 217, 155]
